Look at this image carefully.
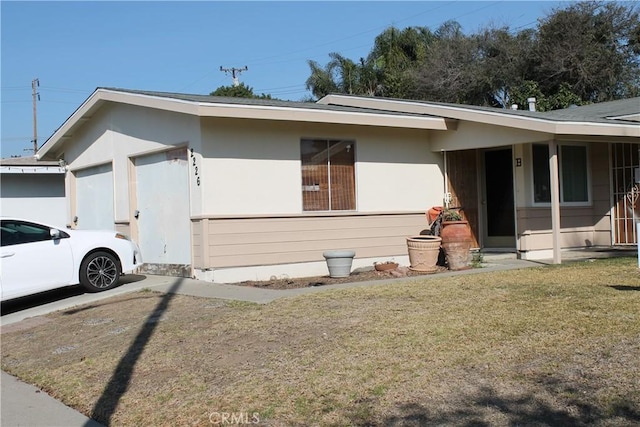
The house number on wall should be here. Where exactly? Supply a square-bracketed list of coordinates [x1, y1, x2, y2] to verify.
[190, 148, 200, 186]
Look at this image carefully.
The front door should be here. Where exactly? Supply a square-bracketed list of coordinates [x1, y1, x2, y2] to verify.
[482, 148, 515, 248]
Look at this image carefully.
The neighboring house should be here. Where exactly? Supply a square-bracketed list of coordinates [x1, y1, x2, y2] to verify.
[35, 88, 640, 282]
[0, 157, 67, 226]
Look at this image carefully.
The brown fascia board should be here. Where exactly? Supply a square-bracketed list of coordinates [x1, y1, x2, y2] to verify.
[36, 89, 450, 159]
[318, 94, 640, 138]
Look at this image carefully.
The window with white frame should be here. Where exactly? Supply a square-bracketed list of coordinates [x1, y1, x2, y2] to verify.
[301, 139, 355, 211]
[532, 143, 590, 204]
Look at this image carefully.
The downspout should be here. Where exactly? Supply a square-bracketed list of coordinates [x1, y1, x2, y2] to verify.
[549, 140, 561, 264]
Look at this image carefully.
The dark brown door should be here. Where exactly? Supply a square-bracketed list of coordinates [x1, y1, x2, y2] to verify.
[483, 148, 515, 248]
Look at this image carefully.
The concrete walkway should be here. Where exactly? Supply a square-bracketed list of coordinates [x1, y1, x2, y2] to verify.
[1, 249, 635, 427]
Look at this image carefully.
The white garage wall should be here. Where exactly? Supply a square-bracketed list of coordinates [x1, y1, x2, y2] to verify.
[65, 104, 202, 223]
[199, 118, 442, 215]
[75, 163, 114, 230]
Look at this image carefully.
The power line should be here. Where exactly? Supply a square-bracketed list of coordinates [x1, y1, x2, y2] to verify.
[32, 78, 40, 155]
[219, 66, 248, 87]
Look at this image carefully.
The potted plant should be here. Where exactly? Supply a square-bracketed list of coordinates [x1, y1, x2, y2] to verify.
[323, 250, 356, 278]
[440, 208, 472, 270]
[406, 235, 442, 273]
[374, 261, 399, 271]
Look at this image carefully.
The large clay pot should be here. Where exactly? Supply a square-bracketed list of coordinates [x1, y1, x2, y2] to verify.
[440, 221, 472, 270]
[406, 235, 442, 273]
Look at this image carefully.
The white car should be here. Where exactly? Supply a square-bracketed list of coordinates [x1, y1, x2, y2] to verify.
[0, 218, 143, 302]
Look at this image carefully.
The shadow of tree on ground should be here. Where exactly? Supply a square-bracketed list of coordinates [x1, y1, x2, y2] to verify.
[345, 374, 640, 427]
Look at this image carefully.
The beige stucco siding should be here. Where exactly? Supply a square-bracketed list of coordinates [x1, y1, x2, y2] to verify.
[199, 118, 442, 215]
[192, 213, 428, 268]
[430, 121, 552, 152]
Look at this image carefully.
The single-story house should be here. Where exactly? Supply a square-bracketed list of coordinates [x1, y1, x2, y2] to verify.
[0, 157, 67, 226]
[35, 88, 639, 282]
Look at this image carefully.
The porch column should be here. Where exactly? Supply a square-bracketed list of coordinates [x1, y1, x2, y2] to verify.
[548, 140, 561, 264]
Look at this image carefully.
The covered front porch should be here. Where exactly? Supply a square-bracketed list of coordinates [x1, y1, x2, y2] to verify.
[443, 142, 640, 263]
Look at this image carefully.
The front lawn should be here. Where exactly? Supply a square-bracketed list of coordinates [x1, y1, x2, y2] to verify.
[2, 257, 639, 426]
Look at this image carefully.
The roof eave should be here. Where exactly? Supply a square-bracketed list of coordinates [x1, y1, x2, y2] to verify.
[195, 103, 448, 129]
[319, 94, 640, 138]
[37, 89, 450, 159]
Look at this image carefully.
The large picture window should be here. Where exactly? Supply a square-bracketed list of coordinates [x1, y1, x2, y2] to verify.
[532, 143, 590, 204]
[301, 139, 355, 211]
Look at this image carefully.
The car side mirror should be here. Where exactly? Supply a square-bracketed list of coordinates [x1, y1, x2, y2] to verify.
[50, 229, 62, 240]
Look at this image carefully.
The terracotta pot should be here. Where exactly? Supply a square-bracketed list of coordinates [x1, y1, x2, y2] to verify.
[406, 235, 442, 273]
[440, 221, 471, 270]
[374, 262, 399, 271]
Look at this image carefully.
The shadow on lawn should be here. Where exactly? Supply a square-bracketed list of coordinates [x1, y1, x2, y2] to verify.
[346, 376, 640, 426]
[609, 285, 640, 291]
[85, 278, 184, 427]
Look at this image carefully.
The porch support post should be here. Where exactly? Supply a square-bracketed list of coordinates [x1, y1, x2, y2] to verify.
[549, 140, 561, 264]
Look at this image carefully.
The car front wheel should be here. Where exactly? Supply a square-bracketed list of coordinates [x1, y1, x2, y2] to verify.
[80, 251, 121, 292]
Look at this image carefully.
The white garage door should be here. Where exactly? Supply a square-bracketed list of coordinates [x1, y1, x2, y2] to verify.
[75, 163, 114, 230]
[135, 149, 191, 271]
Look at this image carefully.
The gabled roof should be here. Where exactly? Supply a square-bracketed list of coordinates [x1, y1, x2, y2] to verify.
[318, 94, 640, 137]
[36, 88, 639, 159]
[36, 88, 449, 159]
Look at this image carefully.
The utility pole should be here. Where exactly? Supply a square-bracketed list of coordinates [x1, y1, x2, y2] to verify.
[31, 78, 40, 155]
[219, 66, 248, 87]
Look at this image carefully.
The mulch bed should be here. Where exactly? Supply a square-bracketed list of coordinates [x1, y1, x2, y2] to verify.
[231, 265, 449, 290]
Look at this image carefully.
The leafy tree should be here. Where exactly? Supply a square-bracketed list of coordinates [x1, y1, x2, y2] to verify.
[305, 56, 340, 99]
[475, 27, 536, 108]
[304, 1, 640, 107]
[532, 1, 640, 102]
[306, 26, 433, 99]
[411, 21, 483, 104]
[210, 83, 272, 99]
[306, 52, 381, 98]
[368, 26, 434, 98]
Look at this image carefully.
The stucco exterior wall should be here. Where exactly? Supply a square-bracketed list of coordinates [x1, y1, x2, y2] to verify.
[199, 118, 443, 215]
[430, 120, 551, 152]
[0, 174, 66, 226]
[64, 103, 202, 225]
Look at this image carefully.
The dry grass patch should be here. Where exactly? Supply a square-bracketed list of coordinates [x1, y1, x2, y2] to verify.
[2, 258, 640, 426]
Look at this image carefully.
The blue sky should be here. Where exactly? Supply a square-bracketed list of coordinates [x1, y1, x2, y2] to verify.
[1, 1, 569, 158]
